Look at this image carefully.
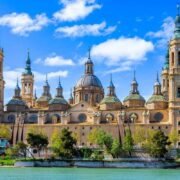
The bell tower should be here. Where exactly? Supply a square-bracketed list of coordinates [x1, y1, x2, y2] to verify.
[21, 51, 34, 107]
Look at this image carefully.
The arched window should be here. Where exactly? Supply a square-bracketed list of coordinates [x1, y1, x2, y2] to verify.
[96, 94, 99, 103]
[178, 52, 180, 65]
[171, 52, 174, 66]
[177, 87, 180, 98]
[163, 79, 165, 88]
[84, 94, 88, 102]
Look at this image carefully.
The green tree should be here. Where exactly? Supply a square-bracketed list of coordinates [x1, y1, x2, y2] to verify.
[144, 130, 171, 158]
[88, 128, 113, 154]
[169, 129, 179, 147]
[51, 128, 77, 159]
[123, 129, 134, 156]
[6, 141, 28, 158]
[0, 125, 11, 140]
[111, 138, 122, 158]
[26, 132, 48, 157]
[133, 127, 146, 147]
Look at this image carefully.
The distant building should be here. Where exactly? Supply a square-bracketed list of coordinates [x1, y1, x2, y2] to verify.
[0, 7, 180, 147]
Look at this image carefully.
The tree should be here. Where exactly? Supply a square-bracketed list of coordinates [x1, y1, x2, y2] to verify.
[0, 125, 11, 140]
[123, 129, 133, 156]
[144, 130, 171, 158]
[6, 141, 28, 158]
[133, 127, 146, 147]
[51, 128, 77, 159]
[26, 132, 48, 157]
[88, 128, 113, 154]
[169, 129, 179, 148]
[111, 138, 122, 158]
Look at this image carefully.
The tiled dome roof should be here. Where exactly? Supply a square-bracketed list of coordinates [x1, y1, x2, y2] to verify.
[146, 95, 167, 104]
[124, 94, 145, 102]
[49, 97, 68, 105]
[7, 98, 26, 106]
[100, 96, 120, 104]
[75, 74, 103, 88]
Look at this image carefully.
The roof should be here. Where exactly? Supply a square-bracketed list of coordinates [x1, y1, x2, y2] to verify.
[124, 93, 145, 102]
[49, 97, 68, 105]
[7, 98, 26, 106]
[36, 95, 51, 102]
[146, 95, 167, 104]
[100, 96, 120, 104]
[75, 74, 103, 88]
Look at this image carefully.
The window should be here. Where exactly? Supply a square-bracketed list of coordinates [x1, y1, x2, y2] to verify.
[178, 52, 180, 65]
[171, 52, 174, 66]
[163, 79, 165, 87]
[84, 94, 88, 102]
[178, 121, 180, 126]
[96, 94, 99, 103]
[177, 87, 180, 98]
[178, 130, 180, 135]
[178, 142, 180, 146]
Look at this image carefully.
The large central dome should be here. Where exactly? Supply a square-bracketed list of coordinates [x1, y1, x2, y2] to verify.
[75, 74, 103, 88]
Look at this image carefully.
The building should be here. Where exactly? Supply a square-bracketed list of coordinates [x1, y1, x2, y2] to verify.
[1, 7, 180, 147]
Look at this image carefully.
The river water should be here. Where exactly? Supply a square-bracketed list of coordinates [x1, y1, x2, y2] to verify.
[0, 167, 179, 180]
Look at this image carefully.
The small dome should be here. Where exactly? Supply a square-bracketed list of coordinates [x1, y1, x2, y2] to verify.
[7, 98, 26, 106]
[147, 95, 167, 104]
[75, 74, 103, 88]
[100, 96, 120, 104]
[124, 94, 145, 102]
[36, 96, 51, 102]
[49, 97, 68, 105]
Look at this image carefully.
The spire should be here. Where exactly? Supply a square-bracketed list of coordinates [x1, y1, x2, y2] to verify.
[34, 89, 37, 99]
[85, 47, 94, 74]
[42, 74, 51, 98]
[14, 77, 21, 98]
[174, 4, 180, 39]
[45, 74, 49, 87]
[56, 77, 63, 97]
[107, 74, 116, 96]
[164, 43, 169, 70]
[131, 70, 139, 94]
[154, 72, 161, 95]
[24, 49, 32, 75]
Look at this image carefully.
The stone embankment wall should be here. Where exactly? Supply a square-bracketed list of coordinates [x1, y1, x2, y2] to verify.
[14, 160, 179, 168]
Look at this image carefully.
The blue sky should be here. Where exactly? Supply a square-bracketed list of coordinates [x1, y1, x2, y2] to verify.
[0, 0, 177, 103]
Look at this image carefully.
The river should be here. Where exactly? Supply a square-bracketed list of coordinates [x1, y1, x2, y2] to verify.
[0, 167, 179, 180]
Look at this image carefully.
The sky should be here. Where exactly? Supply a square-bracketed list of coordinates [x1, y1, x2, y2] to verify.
[0, 0, 177, 103]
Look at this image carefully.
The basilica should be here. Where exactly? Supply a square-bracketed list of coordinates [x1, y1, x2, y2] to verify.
[0, 9, 180, 147]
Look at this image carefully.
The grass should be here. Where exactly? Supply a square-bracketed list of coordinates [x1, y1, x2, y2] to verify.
[0, 159, 14, 166]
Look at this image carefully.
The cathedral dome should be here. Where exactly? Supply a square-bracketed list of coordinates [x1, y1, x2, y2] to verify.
[7, 98, 26, 106]
[75, 74, 103, 89]
[124, 94, 145, 102]
[146, 95, 167, 104]
[49, 97, 68, 105]
[100, 96, 120, 104]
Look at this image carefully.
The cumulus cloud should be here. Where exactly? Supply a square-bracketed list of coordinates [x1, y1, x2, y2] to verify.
[4, 68, 68, 89]
[55, 21, 116, 37]
[53, 0, 101, 22]
[91, 36, 154, 73]
[44, 55, 75, 66]
[146, 16, 174, 48]
[0, 13, 50, 36]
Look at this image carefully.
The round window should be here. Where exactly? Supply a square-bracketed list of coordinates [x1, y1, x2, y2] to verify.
[153, 112, 163, 122]
[7, 114, 15, 123]
[78, 113, 87, 122]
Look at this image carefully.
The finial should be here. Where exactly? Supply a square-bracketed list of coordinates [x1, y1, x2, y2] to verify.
[110, 73, 112, 82]
[16, 76, 19, 86]
[59, 76, 61, 84]
[177, 4, 180, 16]
[46, 74, 48, 82]
[34, 89, 37, 99]
[156, 71, 159, 82]
[70, 88, 73, 99]
[88, 46, 91, 59]
[133, 70, 136, 81]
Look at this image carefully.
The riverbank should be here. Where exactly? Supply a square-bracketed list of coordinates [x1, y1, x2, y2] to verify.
[14, 159, 180, 168]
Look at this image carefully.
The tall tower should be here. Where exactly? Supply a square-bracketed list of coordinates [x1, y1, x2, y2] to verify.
[21, 51, 34, 107]
[169, 5, 180, 135]
[0, 48, 5, 113]
[162, 44, 169, 100]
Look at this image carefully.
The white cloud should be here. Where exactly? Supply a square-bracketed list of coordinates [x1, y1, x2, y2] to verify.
[44, 55, 75, 66]
[146, 16, 174, 47]
[55, 21, 116, 37]
[53, 0, 101, 22]
[91, 36, 154, 73]
[0, 13, 50, 36]
[4, 68, 68, 89]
